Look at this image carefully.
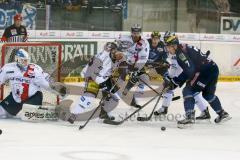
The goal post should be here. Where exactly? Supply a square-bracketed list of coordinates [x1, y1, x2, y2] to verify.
[0, 42, 62, 105]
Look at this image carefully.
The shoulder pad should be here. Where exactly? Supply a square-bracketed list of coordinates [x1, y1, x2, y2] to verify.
[180, 44, 188, 53]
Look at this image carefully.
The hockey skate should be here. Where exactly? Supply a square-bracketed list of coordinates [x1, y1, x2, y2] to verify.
[214, 110, 231, 124]
[177, 111, 195, 129]
[196, 108, 211, 123]
[130, 97, 142, 109]
[99, 108, 115, 121]
[154, 106, 168, 116]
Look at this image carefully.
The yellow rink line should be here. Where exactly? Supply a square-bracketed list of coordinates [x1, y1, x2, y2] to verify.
[60, 76, 240, 83]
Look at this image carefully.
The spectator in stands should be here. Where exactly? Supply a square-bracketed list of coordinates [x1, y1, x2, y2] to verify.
[1, 13, 28, 42]
[63, 0, 82, 11]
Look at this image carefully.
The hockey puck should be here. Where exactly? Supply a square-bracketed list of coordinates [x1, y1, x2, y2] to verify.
[0, 129, 2, 135]
[137, 117, 146, 121]
[161, 126, 166, 131]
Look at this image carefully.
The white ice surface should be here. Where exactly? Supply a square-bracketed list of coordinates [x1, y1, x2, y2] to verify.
[0, 82, 240, 160]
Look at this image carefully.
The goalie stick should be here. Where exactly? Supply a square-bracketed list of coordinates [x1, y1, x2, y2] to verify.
[103, 85, 170, 125]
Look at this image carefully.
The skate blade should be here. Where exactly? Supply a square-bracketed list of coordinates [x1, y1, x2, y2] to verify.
[195, 119, 211, 124]
[177, 123, 194, 129]
[216, 116, 232, 124]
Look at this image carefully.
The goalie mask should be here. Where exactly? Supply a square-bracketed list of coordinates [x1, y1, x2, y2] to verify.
[15, 49, 30, 71]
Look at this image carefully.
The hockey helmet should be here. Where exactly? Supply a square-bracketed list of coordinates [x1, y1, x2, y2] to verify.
[163, 31, 179, 46]
[131, 24, 142, 33]
[15, 49, 30, 70]
[104, 42, 118, 51]
[151, 31, 161, 38]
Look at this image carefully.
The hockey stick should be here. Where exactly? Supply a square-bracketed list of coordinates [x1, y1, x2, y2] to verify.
[79, 76, 120, 130]
[137, 96, 161, 121]
[137, 86, 170, 121]
[103, 88, 169, 125]
[139, 78, 180, 102]
[137, 79, 180, 121]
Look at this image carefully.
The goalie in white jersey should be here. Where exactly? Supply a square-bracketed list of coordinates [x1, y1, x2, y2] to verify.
[0, 49, 66, 121]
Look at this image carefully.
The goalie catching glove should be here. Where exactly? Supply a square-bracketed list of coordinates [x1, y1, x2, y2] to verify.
[50, 82, 68, 98]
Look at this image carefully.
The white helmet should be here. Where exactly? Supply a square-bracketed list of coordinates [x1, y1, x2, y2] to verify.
[15, 49, 30, 70]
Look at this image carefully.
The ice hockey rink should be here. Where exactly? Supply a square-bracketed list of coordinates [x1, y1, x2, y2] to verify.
[0, 82, 240, 160]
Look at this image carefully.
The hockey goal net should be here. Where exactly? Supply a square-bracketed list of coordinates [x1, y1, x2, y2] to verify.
[0, 42, 62, 105]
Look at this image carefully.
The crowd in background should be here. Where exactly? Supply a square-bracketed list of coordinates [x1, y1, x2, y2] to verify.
[0, 0, 240, 33]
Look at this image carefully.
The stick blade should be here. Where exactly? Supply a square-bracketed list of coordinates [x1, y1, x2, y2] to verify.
[103, 119, 122, 125]
[79, 125, 85, 130]
[137, 116, 150, 121]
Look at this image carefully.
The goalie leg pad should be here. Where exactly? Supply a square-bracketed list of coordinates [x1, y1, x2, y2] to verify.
[20, 104, 58, 122]
[70, 92, 95, 114]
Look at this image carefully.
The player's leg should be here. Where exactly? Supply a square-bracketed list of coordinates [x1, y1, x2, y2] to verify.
[130, 73, 150, 108]
[24, 91, 43, 105]
[202, 65, 231, 123]
[177, 84, 196, 126]
[99, 91, 120, 120]
[194, 92, 211, 120]
[0, 93, 23, 117]
[154, 89, 174, 116]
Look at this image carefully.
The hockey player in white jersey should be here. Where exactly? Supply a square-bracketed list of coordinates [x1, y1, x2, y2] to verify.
[66, 42, 124, 124]
[116, 24, 150, 106]
[0, 49, 66, 121]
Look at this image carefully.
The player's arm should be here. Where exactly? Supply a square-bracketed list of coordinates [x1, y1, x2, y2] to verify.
[172, 52, 195, 87]
[0, 65, 9, 85]
[33, 66, 66, 97]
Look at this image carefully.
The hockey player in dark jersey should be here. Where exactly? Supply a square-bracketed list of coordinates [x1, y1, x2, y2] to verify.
[1, 14, 28, 42]
[162, 31, 231, 127]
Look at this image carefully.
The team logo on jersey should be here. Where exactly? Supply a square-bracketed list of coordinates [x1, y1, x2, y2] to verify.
[10, 29, 17, 35]
[179, 53, 187, 62]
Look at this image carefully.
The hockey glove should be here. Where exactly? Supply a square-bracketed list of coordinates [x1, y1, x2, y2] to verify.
[163, 75, 178, 90]
[99, 78, 119, 94]
[129, 70, 141, 84]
